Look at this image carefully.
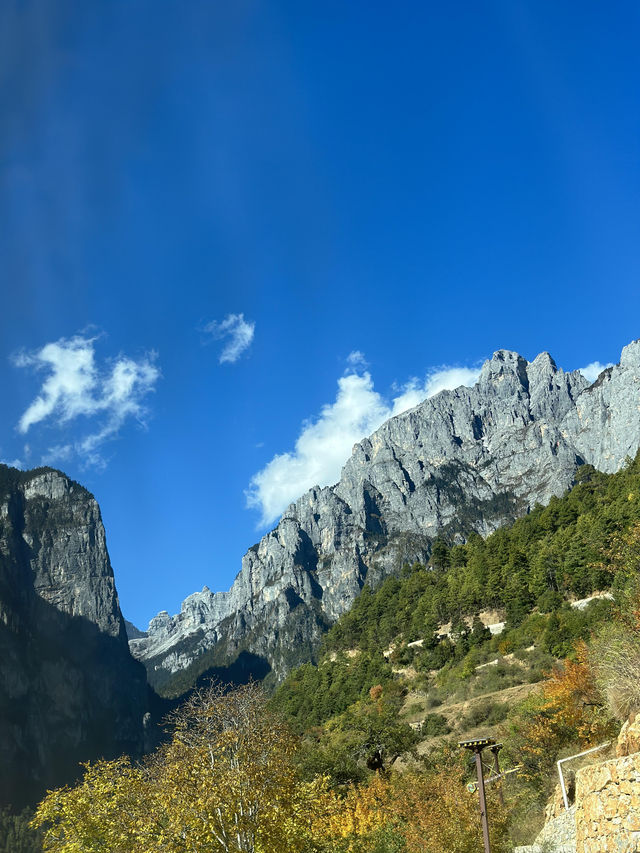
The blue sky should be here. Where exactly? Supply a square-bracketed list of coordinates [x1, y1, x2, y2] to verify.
[1, 1, 639, 629]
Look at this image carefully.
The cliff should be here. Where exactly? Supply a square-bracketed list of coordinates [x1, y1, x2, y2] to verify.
[131, 340, 640, 690]
[0, 466, 150, 809]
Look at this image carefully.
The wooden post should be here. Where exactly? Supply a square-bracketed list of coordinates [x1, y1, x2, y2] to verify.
[491, 743, 504, 806]
[474, 751, 491, 853]
[459, 738, 495, 853]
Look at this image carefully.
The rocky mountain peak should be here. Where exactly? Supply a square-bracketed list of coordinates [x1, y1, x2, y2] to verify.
[526, 351, 558, 387]
[0, 464, 149, 808]
[525, 352, 587, 422]
[478, 349, 529, 388]
[130, 340, 640, 692]
[0, 466, 127, 639]
[620, 338, 640, 368]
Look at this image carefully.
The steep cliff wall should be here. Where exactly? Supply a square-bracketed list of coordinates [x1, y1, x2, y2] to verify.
[0, 466, 149, 809]
[131, 340, 640, 689]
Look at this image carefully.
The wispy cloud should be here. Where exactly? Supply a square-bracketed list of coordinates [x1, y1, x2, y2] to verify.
[0, 456, 23, 469]
[13, 335, 160, 467]
[578, 361, 613, 383]
[246, 357, 481, 527]
[204, 313, 255, 364]
[40, 444, 73, 467]
[390, 366, 483, 415]
[346, 350, 368, 369]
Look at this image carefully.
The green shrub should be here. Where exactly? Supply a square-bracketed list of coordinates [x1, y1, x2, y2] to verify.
[420, 713, 451, 737]
[390, 644, 415, 666]
[459, 699, 509, 730]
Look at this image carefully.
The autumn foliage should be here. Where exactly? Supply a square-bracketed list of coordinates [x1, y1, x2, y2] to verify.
[310, 747, 509, 853]
[511, 641, 617, 781]
[32, 683, 512, 853]
[33, 683, 312, 853]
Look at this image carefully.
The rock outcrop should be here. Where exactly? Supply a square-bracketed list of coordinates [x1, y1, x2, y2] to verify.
[131, 340, 640, 690]
[0, 466, 150, 809]
[616, 712, 640, 758]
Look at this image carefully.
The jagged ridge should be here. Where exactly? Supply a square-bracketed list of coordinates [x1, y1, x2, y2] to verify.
[130, 340, 640, 689]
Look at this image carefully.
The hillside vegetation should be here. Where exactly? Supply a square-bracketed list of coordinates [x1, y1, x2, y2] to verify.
[267, 454, 640, 846]
[23, 455, 640, 851]
[274, 456, 640, 731]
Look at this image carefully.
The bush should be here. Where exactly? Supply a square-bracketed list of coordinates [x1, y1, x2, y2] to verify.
[537, 590, 563, 613]
[470, 662, 523, 696]
[391, 644, 415, 666]
[526, 668, 545, 683]
[589, 624, 640, 720]
[459, 699, 509, 730]
[420, 713, 451, 737]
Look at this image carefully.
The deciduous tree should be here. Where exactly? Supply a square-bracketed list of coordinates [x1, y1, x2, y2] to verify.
[33, 683, 313, 853]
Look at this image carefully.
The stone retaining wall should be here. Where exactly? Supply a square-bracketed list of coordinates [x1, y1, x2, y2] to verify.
[514, 805, 576, 852]
[575, 753, 640, 852]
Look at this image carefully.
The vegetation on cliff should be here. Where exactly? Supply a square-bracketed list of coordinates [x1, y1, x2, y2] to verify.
[0, 809, 42, 853]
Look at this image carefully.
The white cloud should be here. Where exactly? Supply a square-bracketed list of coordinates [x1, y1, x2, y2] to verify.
[204, 313, 255, 364]
[13, 335, 160, 467]
[246, 359, 481, 527]
[389, 366, 483, 416]
[15, 336, 97, 433]
[424, 366, 483, 399]
[40, 444, 73, 467]
[0, 457, 23, 469]
[578, 361, 613, 383]
[346, 350, 368, 369]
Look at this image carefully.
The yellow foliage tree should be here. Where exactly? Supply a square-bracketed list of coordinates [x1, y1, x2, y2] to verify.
[311, 772, 389, 844]
[31, 756, 151, 852]
[390, 767, 510, 853]
[511, 642, 617, 780]
[310, 748, 510, 853]
[33, 683, 314, 853]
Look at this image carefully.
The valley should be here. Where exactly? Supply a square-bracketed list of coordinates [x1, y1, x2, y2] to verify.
[3, 339, 640, 850]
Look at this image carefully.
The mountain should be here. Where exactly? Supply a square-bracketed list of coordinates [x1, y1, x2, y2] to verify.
[125, 619, 148, 640]
[130, 340, 640, 692]
[0, 466, 151, 809]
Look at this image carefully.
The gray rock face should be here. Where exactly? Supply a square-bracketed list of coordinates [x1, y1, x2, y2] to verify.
[131, 341, 640, 689]
[565, 340, 640, 473]
[0, 466, 149, 809]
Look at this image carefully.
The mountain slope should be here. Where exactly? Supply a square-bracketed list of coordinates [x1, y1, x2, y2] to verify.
[0, 466, 150, 809]
[131, 340, 640, 691]
[273, 450, 640, 733]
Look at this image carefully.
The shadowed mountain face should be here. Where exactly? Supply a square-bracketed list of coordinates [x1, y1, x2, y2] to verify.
[0, 466, 150, 809]
[131, 340, 640, 692]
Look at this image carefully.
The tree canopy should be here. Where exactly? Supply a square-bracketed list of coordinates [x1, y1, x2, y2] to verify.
[33, 683, 312, 853]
